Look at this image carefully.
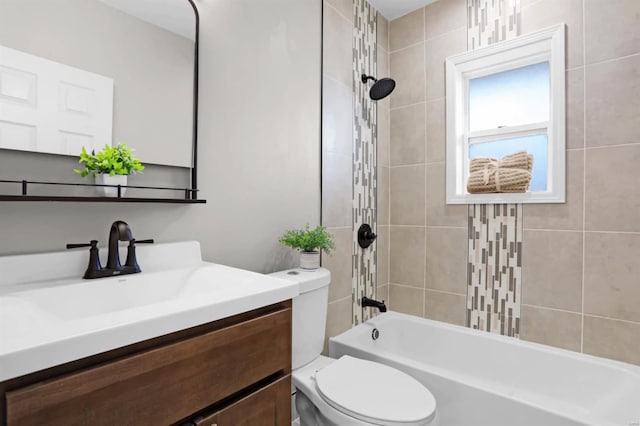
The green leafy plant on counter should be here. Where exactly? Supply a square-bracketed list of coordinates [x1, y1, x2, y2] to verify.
[278, 224, 335, 254]
[74, 143, 144, 178]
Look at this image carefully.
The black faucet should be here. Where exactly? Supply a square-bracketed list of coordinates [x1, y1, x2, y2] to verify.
[107, 220, 133, 270]
[362, 296, 387, 313]
[67, 220, 153, 279]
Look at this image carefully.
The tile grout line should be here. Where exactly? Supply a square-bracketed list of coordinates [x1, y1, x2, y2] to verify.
[388, 161, 446, 169]
[323, 0, 352, 25]
[465, 0, 472, 331]
[584, 51, 640, 68]
[328, 295, 351, 305]
[521, 303, 581, 315]
[388, 283, 465, 299]
[583, 142, 640, 150]
[386, 15, 391, 309]
[389, 282, 426, 291]
[389, 163, 428, 169]
[584, 230, 640, 235]
[389, 39, 425, 55]
[522, 228, 582, 233]
[390, 100, 427, 112]
[566, 65, 585, 72]
[522, 303, 640, 327]
[425, 287, 467, 297]
[389, 98, 446, 113]
[388, 224, 466, 229]
[520, 229, 640, 235]
[580, 0, 587, 354]
[422, 5, 428, 318]
[582, 314, 640, 327]
[424, 25, 468, 43]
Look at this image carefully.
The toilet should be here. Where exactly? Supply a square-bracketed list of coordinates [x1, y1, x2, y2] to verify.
[270, 268, 438, 426]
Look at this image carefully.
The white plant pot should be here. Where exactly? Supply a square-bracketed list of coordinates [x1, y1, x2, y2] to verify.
[95, 174, 127, 198]
[300, 251, 320, 270]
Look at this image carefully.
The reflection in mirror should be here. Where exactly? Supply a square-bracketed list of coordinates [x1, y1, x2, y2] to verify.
[0, 0, 196, 169]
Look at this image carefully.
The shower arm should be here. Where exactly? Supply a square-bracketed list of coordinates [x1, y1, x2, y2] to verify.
[361, 74, 377, 84]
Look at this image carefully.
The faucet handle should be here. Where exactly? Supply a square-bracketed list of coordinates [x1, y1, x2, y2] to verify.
[66, 240, 103, 279]
[124, 238, 154, 272]
[66, 240, 99, 250]
[132, 239, 154, 245]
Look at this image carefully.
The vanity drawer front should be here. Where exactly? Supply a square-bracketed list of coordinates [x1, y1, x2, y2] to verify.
[5, 308, 291, 426]
[193, 375, 291, 426]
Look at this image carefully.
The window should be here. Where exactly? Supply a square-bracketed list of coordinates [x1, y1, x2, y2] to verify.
[445, 24, 565, 204]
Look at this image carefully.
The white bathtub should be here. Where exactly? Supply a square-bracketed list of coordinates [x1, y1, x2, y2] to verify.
[329, 311, 640, 426]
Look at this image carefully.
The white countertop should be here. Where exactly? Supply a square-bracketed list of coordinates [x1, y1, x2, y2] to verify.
[0, 241, 299, 381]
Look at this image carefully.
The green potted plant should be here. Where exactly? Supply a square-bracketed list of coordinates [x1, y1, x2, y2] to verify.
[278, 224, 335, 270]
[74, 143, 144, 197]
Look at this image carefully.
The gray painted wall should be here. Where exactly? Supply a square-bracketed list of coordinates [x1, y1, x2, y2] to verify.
[0, 0, 322, 274]
[0, 0, 194, 167]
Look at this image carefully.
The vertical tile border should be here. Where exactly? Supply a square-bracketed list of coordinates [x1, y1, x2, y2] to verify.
[465, 0, 522, 336]
[467, 204, 522, 336]
[352, 0, 377, 325]
[467, 0, 521, 50]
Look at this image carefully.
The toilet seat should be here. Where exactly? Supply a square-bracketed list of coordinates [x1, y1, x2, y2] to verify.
[314, 356, 437, 426]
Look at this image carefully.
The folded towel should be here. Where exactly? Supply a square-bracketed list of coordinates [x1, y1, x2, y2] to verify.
[467, 151, 534, 194]
[469, 151, 532, 174]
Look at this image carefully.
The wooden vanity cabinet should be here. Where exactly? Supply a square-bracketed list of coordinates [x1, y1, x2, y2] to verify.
[0, 301, 292, 426]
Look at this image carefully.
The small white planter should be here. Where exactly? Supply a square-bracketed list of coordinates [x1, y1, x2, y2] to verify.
[300, 251, 320, 270]
[95, 174, 128, 198]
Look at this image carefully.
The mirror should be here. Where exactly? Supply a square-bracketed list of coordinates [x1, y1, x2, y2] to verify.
[0, 0, 197, 169]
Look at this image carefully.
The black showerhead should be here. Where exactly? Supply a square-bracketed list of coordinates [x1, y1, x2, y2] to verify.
[361, 74, 396, 101]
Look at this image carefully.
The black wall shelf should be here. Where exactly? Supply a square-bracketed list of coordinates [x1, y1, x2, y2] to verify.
[0, 180, 206, 204]
[0, 195, 206, 204]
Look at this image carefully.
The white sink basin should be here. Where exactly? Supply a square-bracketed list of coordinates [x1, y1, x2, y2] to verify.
[14, 264, 272, 321]
[0, 296, 50, 340]
[0, 242, 299, 382]
[14, 271, 186, 321]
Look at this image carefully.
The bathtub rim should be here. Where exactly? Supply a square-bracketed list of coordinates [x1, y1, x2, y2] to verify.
[330, 311, 640, 375]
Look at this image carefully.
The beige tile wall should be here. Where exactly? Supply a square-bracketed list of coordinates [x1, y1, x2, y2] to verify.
[321, 0, 354, 350]
[377, 12, 391, 303]
[387, 0, 467, 325]
[520, 0, 640, 366]
[388, 0, 640, 365]
[321, 1, 391, 350]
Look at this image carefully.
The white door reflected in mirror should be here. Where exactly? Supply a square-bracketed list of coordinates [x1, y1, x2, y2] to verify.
[0, 46, 114, 156]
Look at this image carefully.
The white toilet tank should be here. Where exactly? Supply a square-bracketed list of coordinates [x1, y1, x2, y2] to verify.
[269, 268, 331, 370]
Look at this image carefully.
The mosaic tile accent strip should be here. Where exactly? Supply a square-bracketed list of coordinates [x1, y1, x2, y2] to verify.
[467, 0, 521, 50]
[352, 0, 377, 325]
[466, 0, 522, 336]
[467, 204, 522, 336]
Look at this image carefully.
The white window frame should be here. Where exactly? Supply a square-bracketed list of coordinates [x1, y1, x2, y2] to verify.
[445, 24, 566, 204]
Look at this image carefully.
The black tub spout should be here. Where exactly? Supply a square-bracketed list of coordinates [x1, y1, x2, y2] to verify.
[362, 297, 387, 313]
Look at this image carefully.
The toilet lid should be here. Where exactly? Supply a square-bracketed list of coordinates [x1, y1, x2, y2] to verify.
[314, 356, 436, 426]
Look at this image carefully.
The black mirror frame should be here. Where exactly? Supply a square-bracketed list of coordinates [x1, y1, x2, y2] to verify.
[0, 0, 205, 203]
[187, 0, 200, 200]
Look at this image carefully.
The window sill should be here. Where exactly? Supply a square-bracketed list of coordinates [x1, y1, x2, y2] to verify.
[446, 191, 565, 204]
